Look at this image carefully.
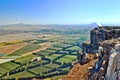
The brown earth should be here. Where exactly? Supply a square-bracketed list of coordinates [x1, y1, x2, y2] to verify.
[63, 54, 97, 80]
[0, 43, 27, 54]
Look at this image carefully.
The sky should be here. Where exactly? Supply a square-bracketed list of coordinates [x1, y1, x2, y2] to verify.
[0, 0, 120, 25]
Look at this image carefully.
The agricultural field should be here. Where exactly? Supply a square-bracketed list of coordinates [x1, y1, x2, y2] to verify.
[0, 40, 24, 47]
[35, 50, 51, 57]
[52, 43, 72, 48]
[7, 44, 40, 56]
[0, 33, 90, 79]
[0, 61, 20, 74]
[43, 63, 59, 69]
[15, 55, 34, 64]
[56, 55, 77, 63]
[47, 47, 63, 51]
[66, 46, 82, 51]
[0, 43, 27, 54]
[48, 54, 63, 60]
[3, 71, 35, 79]
[29, 66, 49, 75]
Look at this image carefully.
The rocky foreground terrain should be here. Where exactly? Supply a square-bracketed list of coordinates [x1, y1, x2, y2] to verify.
[64, 26, 120, 80]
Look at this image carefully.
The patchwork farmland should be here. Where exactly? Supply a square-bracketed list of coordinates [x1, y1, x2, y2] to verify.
[0, 34, 89, 79]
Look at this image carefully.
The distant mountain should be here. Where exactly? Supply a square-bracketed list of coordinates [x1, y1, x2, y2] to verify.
[0, 23, 99, 31]
[90, 22, 102, 28]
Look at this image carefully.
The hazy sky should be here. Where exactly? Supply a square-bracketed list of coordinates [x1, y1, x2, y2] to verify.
[0, 0, 120, 24]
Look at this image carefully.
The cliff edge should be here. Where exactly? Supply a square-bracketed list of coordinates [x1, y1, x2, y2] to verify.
[64, 26, 120, 80]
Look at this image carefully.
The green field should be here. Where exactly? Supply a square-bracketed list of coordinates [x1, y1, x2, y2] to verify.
[63, 55, 77, 60]
[23, 60, 48, 69]
[33, 60, 47, 65]
[57, 50, 69, 54]
[71, 52, 77, 55]
[53, 43, 72, 48]
[47, 47, 63, 51]
[0, 34, 90, 79]
[56, 55, 76, 63]
[45, 49, 56, 53]
[7, 44, 40, 56]
[56, 59, 72, 63]
[36, 51, 51, 56]
[66, 46, 82, 51]
[29, 63, 59, 75]
[0, 61, 20, 74]
[28, 66, 49, 75]
[3, 71, 35, 79]
[15, 55, 33, 64]
[48, 54, 63, 60]
[43, 63, 59, 69]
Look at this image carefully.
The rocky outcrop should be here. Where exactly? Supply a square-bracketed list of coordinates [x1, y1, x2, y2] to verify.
[89, 27, 120, 80]
[65, 26, 120, 80]
[91, 27, 120, 47]
[85, 26, 120, 53]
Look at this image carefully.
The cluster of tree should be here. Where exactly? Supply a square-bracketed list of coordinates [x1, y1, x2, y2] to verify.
[52, 61, 62, 65]
[27, 60, 50, 69]
[35, 70, 68, 79]
[1, 60, 71, 79]
[27, 64, 41, 69]
[43, 68, 57, 74]
[59, 63, 71, 68]
[52, 54, 65, 61]
[9, 67, 25, 75]
[42, 57, 51, 62]
[33, 39, 47, 44]
[24, 39, 34, 43]
[0, 73, 7, 79]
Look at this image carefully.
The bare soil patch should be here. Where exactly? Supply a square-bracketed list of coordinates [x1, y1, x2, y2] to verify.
[63, 54, 97, 80]
[0, 43, 27, 54]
